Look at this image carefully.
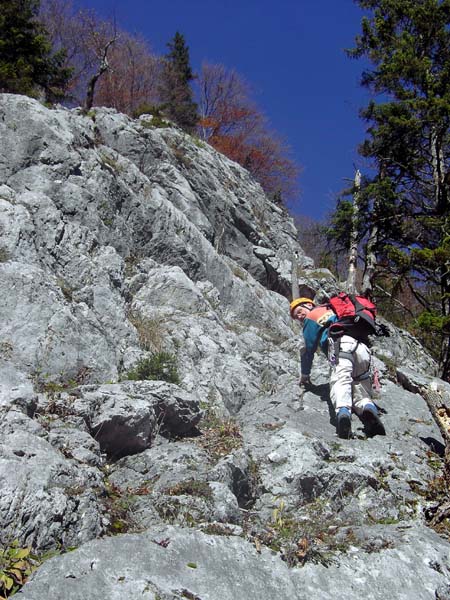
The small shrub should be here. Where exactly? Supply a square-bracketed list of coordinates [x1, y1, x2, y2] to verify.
[124, 254, 139, 277]
[33, 367, 92, 399]
[192, 136, 206, 149]
[154, 497, 182, 523]
[201, 523, 235, 536]
[99, 152, 123, 174]
[0, 541, 38, 598]
[125, 352, 180, 384]
[0, 342, 13, 359]
[133, 103, 161, 118]
[141, 116, 170, 129]
[261, 422, 284, 431]
[102, 481, 136, 535]
[374, 353, 397, 381]
[172, 146, 192, 168]
[56, 277, 73, 302]
[231, 265, 247, 281]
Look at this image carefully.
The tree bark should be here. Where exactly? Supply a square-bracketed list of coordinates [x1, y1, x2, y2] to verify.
[431, 126, 450, 381]
[440, 263, 450, 381]
[431, 125, 446, 214]
[420, 385, 450, 492]
[346, 170, 361, 294]
[361, 221, 377, 298]
[361, 166, 385, 298]
[291, 253, 299, 300]
[84, 37, 116, 111]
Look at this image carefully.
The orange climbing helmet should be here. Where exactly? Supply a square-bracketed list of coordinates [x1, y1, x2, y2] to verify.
[289, 297, 315, 318]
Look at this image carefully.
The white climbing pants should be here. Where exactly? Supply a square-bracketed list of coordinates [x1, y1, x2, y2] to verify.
[329, 335, 373, 416]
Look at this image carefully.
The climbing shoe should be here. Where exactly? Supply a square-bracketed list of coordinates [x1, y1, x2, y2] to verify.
[336, 407, 352, 439]
[361, 403, 386, 437]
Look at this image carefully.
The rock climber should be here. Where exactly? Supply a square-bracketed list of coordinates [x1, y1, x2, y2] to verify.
[290, 296, 386, 439]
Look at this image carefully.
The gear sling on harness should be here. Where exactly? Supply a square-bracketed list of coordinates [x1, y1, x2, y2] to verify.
[327, 322, 372, 382]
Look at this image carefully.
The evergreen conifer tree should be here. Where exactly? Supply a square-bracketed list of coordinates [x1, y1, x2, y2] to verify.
[0, 0, 70, 101]
[159, 31, 198, 133]
[331, 0, 450, 378]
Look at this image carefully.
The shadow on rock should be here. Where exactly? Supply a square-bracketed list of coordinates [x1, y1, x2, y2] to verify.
[309, 382, 336, 425]
[421, 436, 446, 457]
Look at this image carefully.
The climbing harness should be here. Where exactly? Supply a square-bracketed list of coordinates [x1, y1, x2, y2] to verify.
[329, 339, 374, 383]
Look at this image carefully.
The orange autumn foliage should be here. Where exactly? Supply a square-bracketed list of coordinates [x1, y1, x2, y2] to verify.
[197, 62, 300, 202]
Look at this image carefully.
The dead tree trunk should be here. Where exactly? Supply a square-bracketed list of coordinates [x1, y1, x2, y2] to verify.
[85, 37, 116, 111]
[291, 253, 299, 301]
[361, 222, 377, 298]
[431, 125, 446, 214]
[346, 170, 361, 295]
[361, 165, 385, 298]
[420, 384, 450, 525]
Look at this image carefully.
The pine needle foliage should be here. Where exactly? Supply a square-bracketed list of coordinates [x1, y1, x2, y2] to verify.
[158, 31, 198, 133]
[331, 0, 450, 379]
[0, 0, 71, 101]
[125, 352, 180, 385]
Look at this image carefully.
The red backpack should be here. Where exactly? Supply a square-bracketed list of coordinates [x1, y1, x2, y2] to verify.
[328, 292, 377, 340]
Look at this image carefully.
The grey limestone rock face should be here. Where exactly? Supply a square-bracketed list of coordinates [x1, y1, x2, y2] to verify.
[15, 524, 450, 600]
[371, 318, 438, 377]
[1, 94, 449, 600]
[0, 414, 104, 551]
[16, 526, 301, 600]
[79, 381, 200, 454]
[293, 524, 450, 600]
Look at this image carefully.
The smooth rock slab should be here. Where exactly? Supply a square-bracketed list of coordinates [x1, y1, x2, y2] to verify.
[293, 524, 450, 600]
[17, 526, 300, 600]
[17, 523, 450, 600]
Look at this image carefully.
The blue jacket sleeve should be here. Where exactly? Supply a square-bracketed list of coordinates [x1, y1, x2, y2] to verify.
[300, 319, 322, 376]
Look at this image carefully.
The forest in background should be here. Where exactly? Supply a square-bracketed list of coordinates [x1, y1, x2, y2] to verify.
[0, 0, 449, 380]
[297, 0, 450, 381]
[0, 0, 299, 205]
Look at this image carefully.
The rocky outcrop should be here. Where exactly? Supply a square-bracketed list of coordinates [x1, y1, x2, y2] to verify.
[15, 524, 450, 600]
[0, 94, 449, 599]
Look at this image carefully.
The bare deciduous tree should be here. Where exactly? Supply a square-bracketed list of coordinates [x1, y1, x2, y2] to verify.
[40, 0, 163, 112]
[197, 62, 256, 140]
[84, 33, 117, 111]
[39, 0, 111, 105]
[94, 32, 161, 115]
[197, 62, 299, 202]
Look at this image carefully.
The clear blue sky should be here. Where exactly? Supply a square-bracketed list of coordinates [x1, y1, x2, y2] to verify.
[74, 0, 371, 221]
